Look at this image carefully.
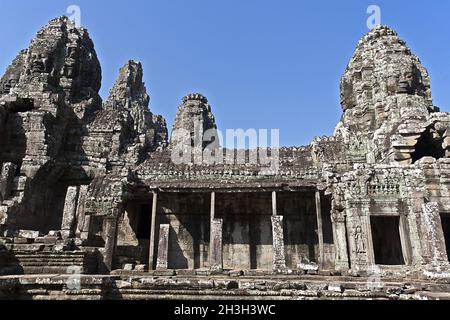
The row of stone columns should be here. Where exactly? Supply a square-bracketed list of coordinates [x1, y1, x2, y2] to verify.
[147, 190, 328, 272]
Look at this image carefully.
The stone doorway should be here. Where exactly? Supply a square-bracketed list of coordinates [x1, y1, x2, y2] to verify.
[370, 216, 405, 265]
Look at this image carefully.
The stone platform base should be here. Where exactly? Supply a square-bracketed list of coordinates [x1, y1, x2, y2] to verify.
[1, 273, 450, 300]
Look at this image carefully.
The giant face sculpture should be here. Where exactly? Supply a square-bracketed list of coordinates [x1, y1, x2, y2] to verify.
[30, 53, 46, 75]
[396, 70, 416, 94]
[386, 59, 420, 95]
[2, 77, 18, 94]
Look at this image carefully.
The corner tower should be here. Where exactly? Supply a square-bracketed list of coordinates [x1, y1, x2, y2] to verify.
[334, 25, 445, 164]
[170, 93, 219, 151]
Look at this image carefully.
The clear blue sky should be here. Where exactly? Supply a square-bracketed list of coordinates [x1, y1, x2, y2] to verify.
[1, 0, 450, 146]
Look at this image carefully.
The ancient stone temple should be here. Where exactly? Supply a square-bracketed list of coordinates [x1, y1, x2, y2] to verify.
[1, 17, 450, 300]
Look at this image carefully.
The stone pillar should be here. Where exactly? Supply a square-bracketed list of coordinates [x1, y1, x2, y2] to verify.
[75, 185, 89, 238]
[156, 224, 170, 270]
[332, 210, 350, 271]
[272, 215, 286, 271]
[210, 218, 223, 272]
[421, 202, 449, 269]
[271, 192, 286, 271]
[407, 194, 426, 266]
[61, 186, 79, 239]
[210, 192, 216, 220]
[272, 191, 277, 217]
[103, 216, 118, 272]
[209, 192, 223, 272]
[80, 215, 91, 241]
[315, 190, 324, 268]
[148, 191, 158, 270]
[0, 162, 17, 202]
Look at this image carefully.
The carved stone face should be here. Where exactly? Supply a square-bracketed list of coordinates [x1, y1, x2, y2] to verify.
[2, 78, 17, 94]
[396, 70, 415, 94]
[67, 46, 77, 59]
[31, 53, 45, 74]
[1, 73, 20, 94]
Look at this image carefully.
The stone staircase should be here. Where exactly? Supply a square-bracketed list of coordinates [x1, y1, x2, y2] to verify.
[0, 250, 98, 275]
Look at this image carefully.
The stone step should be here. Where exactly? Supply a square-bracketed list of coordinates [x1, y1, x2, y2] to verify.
[15, 262, 85, 267]
[13, 251, 86, 255]
[14, 254, 86, 258]
[21, 266, 87, 274]
[1, 259, 86, 264]
[12, 259, 85, 264]
[0, 251, 98, 275]
[13, 254, 85, 258]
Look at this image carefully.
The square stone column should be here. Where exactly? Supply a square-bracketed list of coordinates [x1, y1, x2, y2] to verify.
[315, 190, 325, 268]
[332, 210, 350, 271]
[103, 216, 118, 272]
[148, 191, 158, 270]
[75, 185, 89, 238]
[156, 224, 170, 270]
[271, 215, 286, 271]
[209, 218, 223, 272]
[80, 215, 91, 241]
[61, 186, 79, 239]
[0, 163, 17, 202]
[421, 202, 449, 269]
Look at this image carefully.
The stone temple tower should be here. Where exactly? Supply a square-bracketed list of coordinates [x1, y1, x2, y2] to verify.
[170, 93, 219, 152]
[334, 25, 443, 165]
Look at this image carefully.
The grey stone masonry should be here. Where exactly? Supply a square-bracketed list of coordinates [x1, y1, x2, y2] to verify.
[156, 224, 170, 270]
[209, 218, 223, 272]
[271, 216, 286, 272]
[61, 186, 79, 239]
[0, 163, 16, 202]
[421, 202, 450, 269]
